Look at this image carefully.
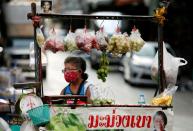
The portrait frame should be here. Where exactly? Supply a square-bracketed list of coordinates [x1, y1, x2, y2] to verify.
[41, 0, 52, 14]
[153, 110, 168, 131]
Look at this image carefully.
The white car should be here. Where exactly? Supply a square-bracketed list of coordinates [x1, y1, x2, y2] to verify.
[121, 42, 176, 85]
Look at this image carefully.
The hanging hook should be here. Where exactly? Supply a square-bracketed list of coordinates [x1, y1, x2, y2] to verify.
[99, 20, 104, 32]
[131, 19, 136, 31]
[117, 16, 120, 29]
[49, 25, 56, 35]
[99, 20, 104, 28]
[83, 17, 87, 33]
[133, 19, 136, 25]
[69, 17, 72, 32]
[84, 17, 87, 28]
[132, 25, 137, 31]
[116, 17, 120, 33]
[52, 25, 55, 31]
[118, 16, 120, 25]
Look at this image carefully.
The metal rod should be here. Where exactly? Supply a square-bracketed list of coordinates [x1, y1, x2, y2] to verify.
[31, 3, 38, 82]
[31, 3, 42, 97]
[13, 82, 41, 89]
[158, 24, 165, 94]
[37, 13, 155, 21]
[49, 104, 172, 109]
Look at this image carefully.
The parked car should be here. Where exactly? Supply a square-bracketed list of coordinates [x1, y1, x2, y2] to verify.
[121, 41, 176, 85]
[5, 37, 47, 80]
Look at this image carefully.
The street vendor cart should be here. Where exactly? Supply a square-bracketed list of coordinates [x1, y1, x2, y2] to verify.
[0, 1, 181, 131]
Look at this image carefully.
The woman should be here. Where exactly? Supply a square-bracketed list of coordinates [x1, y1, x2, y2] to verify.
[60, 56, 92, 103]
[153, 111, 167, 131]
[41, 0, 52, 14]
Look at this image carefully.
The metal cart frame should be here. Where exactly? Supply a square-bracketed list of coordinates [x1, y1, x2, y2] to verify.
[27, 1, 169, 97]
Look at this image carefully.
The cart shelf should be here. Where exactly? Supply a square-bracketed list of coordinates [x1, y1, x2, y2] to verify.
[13, 82, 41, 90]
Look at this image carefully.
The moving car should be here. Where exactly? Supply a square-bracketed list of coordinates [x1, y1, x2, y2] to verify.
[121, 41, 176, 85]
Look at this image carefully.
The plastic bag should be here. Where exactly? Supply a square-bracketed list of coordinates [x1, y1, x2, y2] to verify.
[163, 84, 178, 96]
[91, 34, 100, 50]
[151, 42, 187, 86]
[90, 84, 115, 105]
[108, 26, 131, 56]
[0, 117, 11, 131]
[128, 27, 145, 52]
[20, 120, 36, 131]
[29, 42, 48, 68]
[151, 85, 178, 106]
[64, 31, 78, 52]
[75, 27, 93, 53]
[44, 28, 65, 53]
[96, 27, 109, 51]
[36, 27, 45, 48]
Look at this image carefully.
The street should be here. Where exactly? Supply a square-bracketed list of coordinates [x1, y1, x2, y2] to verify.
[43, 51, 193, 131]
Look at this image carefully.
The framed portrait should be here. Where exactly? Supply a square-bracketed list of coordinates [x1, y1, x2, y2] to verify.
[153, 111, 168, 131]
[41, 0, 52, 14]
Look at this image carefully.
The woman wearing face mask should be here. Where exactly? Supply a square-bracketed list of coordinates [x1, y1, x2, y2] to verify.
[60, 56, 92, 103]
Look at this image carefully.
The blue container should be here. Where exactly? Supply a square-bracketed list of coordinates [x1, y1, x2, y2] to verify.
[27, 104, 50, 126]
[10, 125, 20, 131]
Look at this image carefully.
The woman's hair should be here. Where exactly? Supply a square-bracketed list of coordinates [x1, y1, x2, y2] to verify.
[41, 1, 52, 10]
[64, 56, 88, 80]
[153, 111, 167, 127]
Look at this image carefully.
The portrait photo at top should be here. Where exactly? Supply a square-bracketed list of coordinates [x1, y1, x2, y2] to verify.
[41, 0, 52, 13]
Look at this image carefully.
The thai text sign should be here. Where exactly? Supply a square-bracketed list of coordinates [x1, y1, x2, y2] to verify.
[50, 106, 174, 131]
